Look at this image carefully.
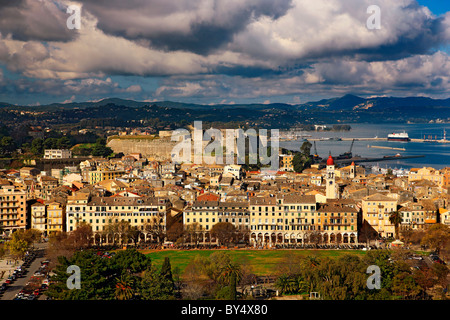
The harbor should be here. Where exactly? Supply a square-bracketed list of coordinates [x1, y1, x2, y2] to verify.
[328, 154, 426, 165]
[280, 123, 450, 170]
[281, 128, 450, 143]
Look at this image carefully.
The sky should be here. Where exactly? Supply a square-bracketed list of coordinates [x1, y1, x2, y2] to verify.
[0, 0, 449, 106]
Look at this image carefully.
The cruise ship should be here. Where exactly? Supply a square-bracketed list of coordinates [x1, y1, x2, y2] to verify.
[387, 131, 410, 142]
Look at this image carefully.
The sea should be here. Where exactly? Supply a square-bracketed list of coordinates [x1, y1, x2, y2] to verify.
[281, 123, 450, 170]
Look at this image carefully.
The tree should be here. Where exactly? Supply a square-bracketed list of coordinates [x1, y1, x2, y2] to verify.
[219, 262, 242, 286]
[161, 257, 174, 285]
[7, 238, 29, 261]
[46, 249, 151, 300]
[184, 222, 203, 244]
[30, 138, 44, 155]
[96, 137, 107, 146]
[229, 272, 237, 300]
[292, 141, 313, 173]
[210, 222, 237, 245]
[275, 274, 301, 295]
[56, 136, 72, 149]
[7, 229, 41, 260]
[143, 216, 166, 243]
[391, 272, 422, 299]
[111, 248, 151, 275]
[389, 211, 402, 239]
[44, 137, 58, 150]
[104, 220, 139, 246]
[420, 224, 450, 254]
[0, 136, 15, 156]
[67, 222, 93, 250]
[114, 274, 135, 300]
[140, 266, 175, 300]
[91, 143, 113, 157]
[46, 250, 114, 300]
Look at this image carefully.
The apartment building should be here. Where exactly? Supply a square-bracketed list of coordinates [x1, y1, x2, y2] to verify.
[183, 200, 249, 233]
[248, 195, 317, 246]
[361, 193, 398, 238]
[31, 201, 47, 236]
[88, 169, 126, 184]
[66, 195, 171, 243]
[399, 201, 437, 230]
[47, 201, 65, 235]
[0, 185, 27, 234]
[44, 149, 72, 159]
[440, 208, 450, 226]
[279, 154, 294, 172]
[407, 167, 450, 188]
[316, 200, 359, 244]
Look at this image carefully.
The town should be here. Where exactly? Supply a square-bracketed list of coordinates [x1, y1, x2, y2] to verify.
[0, 126, 449, 301]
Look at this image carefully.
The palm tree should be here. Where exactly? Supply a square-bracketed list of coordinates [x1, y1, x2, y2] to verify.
[389, 210, 402, 239]
[275, 274, 291, 294]
[219, 263, 242, 286]
[114, 274, 135, 300]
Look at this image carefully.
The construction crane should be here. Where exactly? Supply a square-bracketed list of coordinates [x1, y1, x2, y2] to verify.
[337, 139, 355, 159]
[313, 141, 322, 162]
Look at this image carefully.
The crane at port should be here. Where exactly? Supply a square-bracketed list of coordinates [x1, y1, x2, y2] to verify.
[313, 141, 322, 162]
[337, 139, 355, 159]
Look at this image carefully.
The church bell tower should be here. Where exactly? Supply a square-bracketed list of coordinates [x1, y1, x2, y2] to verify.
[326, 155, 337, 199]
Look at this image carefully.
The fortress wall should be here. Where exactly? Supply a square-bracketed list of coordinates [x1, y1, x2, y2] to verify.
[107, 136, 239, 163]
[107, 137, 178, 161]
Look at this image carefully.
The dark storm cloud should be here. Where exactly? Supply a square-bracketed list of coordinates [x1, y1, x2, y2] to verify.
[0, 0, 76, 42]
[78, 0, 293, 54]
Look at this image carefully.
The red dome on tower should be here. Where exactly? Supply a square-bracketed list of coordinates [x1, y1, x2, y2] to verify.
[327, 155, 334, 166]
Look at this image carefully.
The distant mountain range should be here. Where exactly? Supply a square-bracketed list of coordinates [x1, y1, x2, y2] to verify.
[1, 94, 449, 112]
[0, 94, 449, 126]
[3, 94, 450, 112]
[298, 94, 450, 112]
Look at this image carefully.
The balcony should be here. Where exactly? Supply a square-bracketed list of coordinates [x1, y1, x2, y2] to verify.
[1, 205, 19, 209]
[290, 221, 311, 226]
[0, 217, 20, 222]
[32, 214, 46, 218]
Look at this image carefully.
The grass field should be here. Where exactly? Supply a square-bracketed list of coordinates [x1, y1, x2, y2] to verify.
[143, 249, 367, 277]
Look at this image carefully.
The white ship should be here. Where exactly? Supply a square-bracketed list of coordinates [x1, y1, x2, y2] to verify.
[387, 131, 410, 142]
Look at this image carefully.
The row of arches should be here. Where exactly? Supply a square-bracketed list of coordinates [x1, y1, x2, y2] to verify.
[250, 232, 358, 246]
[91, 232, 164, 245]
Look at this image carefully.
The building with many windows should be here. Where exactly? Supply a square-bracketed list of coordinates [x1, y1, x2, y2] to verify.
[279, 154, 294, 172]
[316, 200, 359, 244]
[66, 195, 171, 244]
[399, 201, 437, 230]
[248, 194, 317, 246]
[47, 201, 65, 236]
[30, 201, 47, 236]
[88, 169, 126, 184]
[361, 193, 398, 238]
[0, 185, 27, 234]
[44, 149, 73, 159]
[183, 200, 249, 243]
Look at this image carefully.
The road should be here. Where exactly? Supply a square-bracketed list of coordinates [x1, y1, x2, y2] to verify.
[0, 243, 48, 300]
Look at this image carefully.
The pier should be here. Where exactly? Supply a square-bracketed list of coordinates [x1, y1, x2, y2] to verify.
[328, 154, 426, 165]
[303, 137, 450, 143]
[367, 145, 406, 151]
